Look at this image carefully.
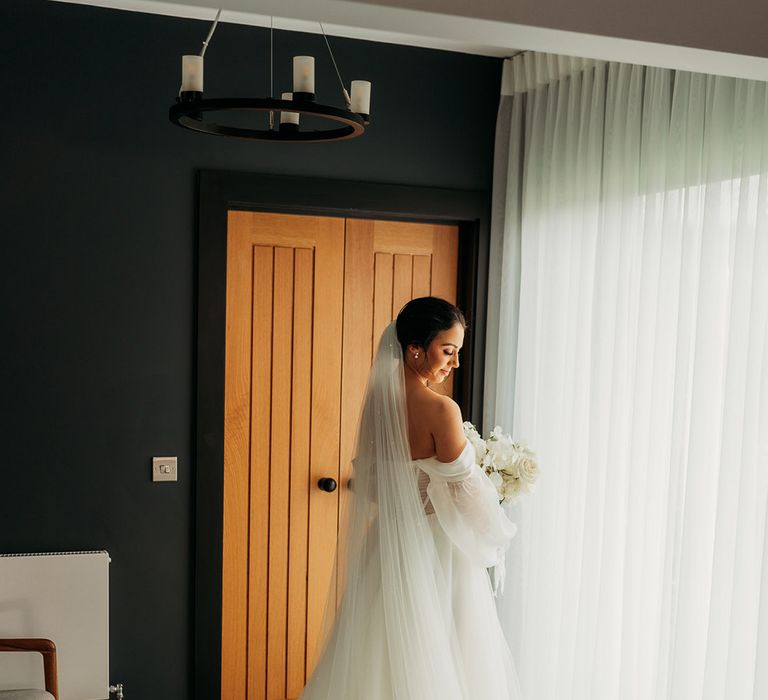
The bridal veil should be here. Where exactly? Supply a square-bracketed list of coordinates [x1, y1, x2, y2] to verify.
[300, 321, 469, 699]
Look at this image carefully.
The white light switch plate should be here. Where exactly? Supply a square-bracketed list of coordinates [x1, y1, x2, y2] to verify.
[152, 456, 178, 482]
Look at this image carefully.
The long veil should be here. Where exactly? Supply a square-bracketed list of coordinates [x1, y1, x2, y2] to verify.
[301, 321, 468, 699]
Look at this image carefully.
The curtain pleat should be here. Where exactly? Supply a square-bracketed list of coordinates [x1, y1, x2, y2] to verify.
[487, 52, 768, 700]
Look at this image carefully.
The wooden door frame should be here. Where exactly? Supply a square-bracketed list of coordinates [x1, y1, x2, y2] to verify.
[194, 169, 491, 700]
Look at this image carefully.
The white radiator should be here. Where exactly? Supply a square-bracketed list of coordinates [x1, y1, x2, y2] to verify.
[0, 551, 110, 700]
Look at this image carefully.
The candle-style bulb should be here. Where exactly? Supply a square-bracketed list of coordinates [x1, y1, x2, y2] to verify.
[293, 56, 315, 96]
[280, 92, 300, 130]
[350, 80, 371, 116]
[181, 55, 204, 93]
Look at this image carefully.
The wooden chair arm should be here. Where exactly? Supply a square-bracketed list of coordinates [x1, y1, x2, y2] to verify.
[0, 638, 59, 699]
[0, 638, 56, 653]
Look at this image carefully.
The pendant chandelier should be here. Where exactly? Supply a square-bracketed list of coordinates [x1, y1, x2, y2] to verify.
[169, 10, 372, 143]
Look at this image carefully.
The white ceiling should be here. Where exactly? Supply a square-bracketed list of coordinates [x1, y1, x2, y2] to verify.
[53, 0, 768, 81]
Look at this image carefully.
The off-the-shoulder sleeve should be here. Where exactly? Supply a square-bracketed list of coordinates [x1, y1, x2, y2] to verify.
[418, 442, 517, 591]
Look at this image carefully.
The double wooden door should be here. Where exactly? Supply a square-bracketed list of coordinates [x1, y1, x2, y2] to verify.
[222, 211, 459, 700]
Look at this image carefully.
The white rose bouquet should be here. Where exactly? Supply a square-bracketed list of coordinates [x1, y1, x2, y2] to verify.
[463, 422, 538, 504]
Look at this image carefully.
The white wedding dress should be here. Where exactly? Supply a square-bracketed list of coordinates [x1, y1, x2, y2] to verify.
[415, 441, 522, 699]
[299, 323, 522, 700]
[300, 442, 522, 700]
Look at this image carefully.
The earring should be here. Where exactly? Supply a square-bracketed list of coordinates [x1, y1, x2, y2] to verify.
[414, 353, 419, 359]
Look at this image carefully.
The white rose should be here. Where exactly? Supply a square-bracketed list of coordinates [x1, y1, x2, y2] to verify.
[515, 449, 539, 485]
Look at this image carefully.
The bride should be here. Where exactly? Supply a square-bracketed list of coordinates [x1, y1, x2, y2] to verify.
[300, 297, 522, 699]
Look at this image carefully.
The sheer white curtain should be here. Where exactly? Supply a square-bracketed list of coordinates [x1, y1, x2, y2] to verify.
[486, 52, 768, 700]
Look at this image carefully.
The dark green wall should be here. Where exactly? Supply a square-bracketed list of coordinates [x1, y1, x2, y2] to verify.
[0, 1, 501, 697]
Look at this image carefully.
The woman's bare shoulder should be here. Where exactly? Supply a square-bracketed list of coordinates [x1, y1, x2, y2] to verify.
[409, 390, 465, 461]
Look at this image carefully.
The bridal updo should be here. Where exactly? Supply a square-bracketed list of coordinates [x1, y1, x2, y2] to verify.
[395, 296, 467, 356]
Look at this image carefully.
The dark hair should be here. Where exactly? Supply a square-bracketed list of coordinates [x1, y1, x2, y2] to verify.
[395, 296, 467, 354]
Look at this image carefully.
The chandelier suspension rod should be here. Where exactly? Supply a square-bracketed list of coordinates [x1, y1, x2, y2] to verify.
[319, 22, 352, 107]
[269, 16, 275, 130]
[200, 8, 222, 57]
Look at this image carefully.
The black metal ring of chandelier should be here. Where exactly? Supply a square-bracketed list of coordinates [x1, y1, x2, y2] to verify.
[169, 94, 367, 142]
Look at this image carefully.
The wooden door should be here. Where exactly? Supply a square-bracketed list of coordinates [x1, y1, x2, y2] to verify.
[223, 211, 344, 700]
[222, 212, 458, 700]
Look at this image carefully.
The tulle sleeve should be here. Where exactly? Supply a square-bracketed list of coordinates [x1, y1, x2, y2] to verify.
[418, 441, 517, 593]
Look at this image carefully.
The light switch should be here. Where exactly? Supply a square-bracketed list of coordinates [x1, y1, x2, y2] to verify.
[152, 456, 178, 482]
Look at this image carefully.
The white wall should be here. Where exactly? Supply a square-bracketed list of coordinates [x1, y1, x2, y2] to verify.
[358, 0, 768, 61]
[56, 0, 768, 80]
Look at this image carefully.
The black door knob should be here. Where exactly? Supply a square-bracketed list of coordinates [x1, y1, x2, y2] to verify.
[317, 477, 337, 493]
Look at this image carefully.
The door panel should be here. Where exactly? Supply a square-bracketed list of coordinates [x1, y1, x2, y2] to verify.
[264, 247, 293, 700]
[223, 212, 457, 700]
[304, 223, 345, 680]
[412, 255, 432, 298]
[248, 245, 274, 700]
[393, 253, 414, 316]
[286, 249, 313, 698]
[373, 253, 395, 345]
[224, 212, 344, 700]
